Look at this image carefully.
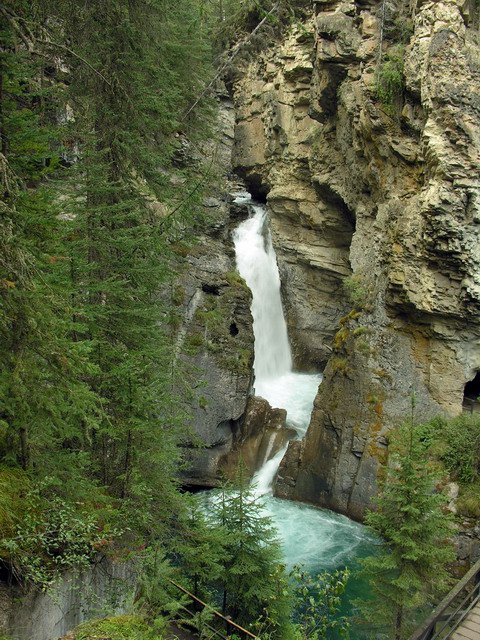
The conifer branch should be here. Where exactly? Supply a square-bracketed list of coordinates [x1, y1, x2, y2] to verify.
[158, 152, 217, 230]
[0, 7, 35, 51]
[36, 40, 112, 87]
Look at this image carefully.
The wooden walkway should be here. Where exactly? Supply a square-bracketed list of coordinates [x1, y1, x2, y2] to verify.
[450, 602, 480, 640]
[409, 558, 480, 640]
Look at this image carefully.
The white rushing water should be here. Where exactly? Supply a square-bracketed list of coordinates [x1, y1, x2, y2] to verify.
[233, 196, 292, 380]
[232, 193, 322, 495]
[223, 194, 376, 635]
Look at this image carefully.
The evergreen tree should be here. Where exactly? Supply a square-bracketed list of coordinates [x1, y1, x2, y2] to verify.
[0, 0, 215, 585]
[38, 0, 215, 536]
[357, 405, 454, 640]
[174, 494, 227, 599]
[0, 2, 93, 473]
[211, 474, 293, 638]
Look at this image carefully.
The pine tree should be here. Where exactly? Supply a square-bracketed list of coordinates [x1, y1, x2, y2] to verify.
[0, 0, 216, 585]
[357, 403, 455, 639]
[211, 473, 293, 637]
[174, 494, 227, 598]
[48, 0, 215, 533]
[0, 2, 100, 480]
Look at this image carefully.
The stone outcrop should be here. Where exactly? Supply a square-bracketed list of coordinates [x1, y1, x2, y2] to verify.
[219, 395, 294, 478]
[2, 558, 135, 640]
[233, 17, 355, 369]
[231, 0, 480, 518]
[173, 99, 257, 487]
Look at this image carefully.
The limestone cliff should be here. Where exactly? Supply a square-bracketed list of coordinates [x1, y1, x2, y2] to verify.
[231, 0, 480, 518]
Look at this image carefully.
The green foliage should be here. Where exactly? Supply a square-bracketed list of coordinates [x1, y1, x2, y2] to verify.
[73, 615, 152, 640]
[174, 494, 226, 598]
[205, 0, 279, 52]
[456, 480, 480, 518]
[0, 466, 29, 539]
[134, 547, 184, 627]
[0, 0, 215, 587]
[0, 478, 120, 589]
[357, 417, 454, 640]
[342, 274, 368, 310]
[209, 474, 293, 638]
[422, 414, 480, 483]
[290, 566, 350, 639]
[392, 17, 414, 44]
[375, 46, 405, 114]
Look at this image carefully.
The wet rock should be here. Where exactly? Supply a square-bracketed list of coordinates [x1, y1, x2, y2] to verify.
[220, 395, 293, 479]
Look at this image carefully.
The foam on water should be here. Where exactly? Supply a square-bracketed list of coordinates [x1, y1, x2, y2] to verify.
[262, 496, 375, 571]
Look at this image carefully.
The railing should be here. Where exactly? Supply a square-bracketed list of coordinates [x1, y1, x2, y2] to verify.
[169, 579, 258, 640]
[409, 558, 480, 640]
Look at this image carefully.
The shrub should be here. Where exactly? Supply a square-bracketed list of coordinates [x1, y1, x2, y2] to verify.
[375, 46, 405, 114]
[425, 414, 480, 483]
[73, 615, 151, 640]
[456, 481, 480, 518]
[343, 274, 368, 310]
[0, 478, 120, 589]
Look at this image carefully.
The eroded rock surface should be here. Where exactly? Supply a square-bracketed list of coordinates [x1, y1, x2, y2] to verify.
[172, 98, 255, 486]
[231, 0, 480, 517]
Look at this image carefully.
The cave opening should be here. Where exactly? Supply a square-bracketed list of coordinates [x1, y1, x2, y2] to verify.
[202, 283, 221, 295]
[463, 372, 480, 410]
[229, 321, 239, 336]
[243, 173, 269, 203]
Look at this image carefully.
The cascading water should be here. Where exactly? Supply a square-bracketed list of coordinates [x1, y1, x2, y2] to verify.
[233, 200, 292, 380]
[232, 193, 322, 493]
[232, 194, 376, 637]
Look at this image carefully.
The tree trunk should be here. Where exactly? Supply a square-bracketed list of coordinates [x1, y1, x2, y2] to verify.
[394, 604, 403, 640]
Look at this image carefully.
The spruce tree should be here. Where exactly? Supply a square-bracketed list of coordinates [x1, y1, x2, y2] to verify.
[0, 0, 216, 585]
[174, 494, 227, 598]
[357, 407, 454, 639]
[211, 474, 293, 638]
[49, 0, 215, 534]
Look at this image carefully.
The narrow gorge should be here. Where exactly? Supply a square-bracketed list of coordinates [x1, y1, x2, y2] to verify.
[181, 0, 480, 523]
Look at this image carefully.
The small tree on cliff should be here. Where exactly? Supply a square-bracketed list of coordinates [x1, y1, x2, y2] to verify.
[357, 398, 454, 640]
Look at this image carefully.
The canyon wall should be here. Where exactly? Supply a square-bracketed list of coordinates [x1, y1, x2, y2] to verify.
[2, 559, 135, 640]
[231, 0, 480, 518]
[175, 99, 290, 485]
[172, 98, 256, 486]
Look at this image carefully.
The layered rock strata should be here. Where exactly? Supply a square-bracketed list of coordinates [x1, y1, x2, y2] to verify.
[231, 0, 480, 518]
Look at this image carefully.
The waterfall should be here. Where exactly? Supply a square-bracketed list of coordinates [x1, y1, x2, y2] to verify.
[232, 194, 322, 495]
[233, 198, 292, 379]
[202, 194, 375, 635]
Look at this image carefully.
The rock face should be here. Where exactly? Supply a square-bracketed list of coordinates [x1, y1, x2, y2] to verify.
[233, 16, 355, 370]
[172, 98, 257, 486]
[220, 395, 294, 478]
[231, 0, 480, 518]
[2, 558, 135, 640]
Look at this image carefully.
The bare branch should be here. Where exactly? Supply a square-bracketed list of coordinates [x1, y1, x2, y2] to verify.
[182, 4, 279, 120]
[36, 40, 112, 87]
